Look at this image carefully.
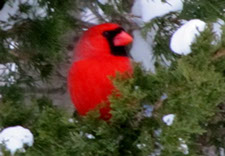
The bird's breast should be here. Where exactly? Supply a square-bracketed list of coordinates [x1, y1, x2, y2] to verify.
[68, 56, 132, 118]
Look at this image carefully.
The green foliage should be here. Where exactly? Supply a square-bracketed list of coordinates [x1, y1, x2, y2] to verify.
[142, 14, 180, 61]
[0, 0, 76, 80]
[180, 0, 225, 21]
[141, 0, 225, 62]
[2, 27, 225, 155]
[2, 0, 225, 155]
[0, 85, 34, 127]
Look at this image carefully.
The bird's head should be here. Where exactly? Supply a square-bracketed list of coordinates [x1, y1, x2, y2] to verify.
[74, 23, 133, 61]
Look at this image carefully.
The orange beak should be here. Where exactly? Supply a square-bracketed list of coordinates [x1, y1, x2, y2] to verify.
[113, 31, 133, 46]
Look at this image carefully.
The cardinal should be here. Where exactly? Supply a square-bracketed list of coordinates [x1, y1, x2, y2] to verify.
[68, 23, 133, 120]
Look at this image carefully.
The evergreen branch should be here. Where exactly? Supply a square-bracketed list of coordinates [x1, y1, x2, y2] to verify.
[89, 2, 107, 22]
[22, 85, 67, 94]
[75, 19, 96, 28]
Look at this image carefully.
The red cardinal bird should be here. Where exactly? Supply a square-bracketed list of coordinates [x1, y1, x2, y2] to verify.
[68, 23, 133, 120]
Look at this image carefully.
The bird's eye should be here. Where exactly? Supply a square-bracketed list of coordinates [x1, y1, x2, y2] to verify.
[103, 31, 110, 37]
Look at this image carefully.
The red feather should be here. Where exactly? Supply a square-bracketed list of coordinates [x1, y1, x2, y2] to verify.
[68, 23, 133, 120]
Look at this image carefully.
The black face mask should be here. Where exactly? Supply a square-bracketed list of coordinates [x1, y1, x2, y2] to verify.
[102, 27, 128, 57]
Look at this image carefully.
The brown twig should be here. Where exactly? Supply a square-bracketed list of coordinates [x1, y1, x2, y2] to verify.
[212, 49, 225, 60]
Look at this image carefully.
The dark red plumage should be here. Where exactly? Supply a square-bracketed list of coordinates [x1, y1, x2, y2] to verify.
[68, 23, 133, 120]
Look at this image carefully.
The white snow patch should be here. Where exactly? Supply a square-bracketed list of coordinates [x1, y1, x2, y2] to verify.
[143, 105, 154, 117]
[162, 114, 175, 126]
[150, 142, 163, 156]
[130, 30, 155, 72]
[4, 38, 19, 50]
[81, 6, 107, 25]
[132, 0, 183, 23]
[68, 118, 74, 123]
[68, 118, 78, 123]
[160, 54, 172, 67]
[170, 19, 206, 55]
[160, 93, 168, 100]
[154, 129, 162, 137]
[9, 41, 18, 50]
[81, 8, 99, 24]
[220, 147, 225, 156]
[98, 0, 109, 5]
[178, 138, 189, 155]
[85, 133, 95, 139]
[0, 126, 34, 155]
[50, 8, 55, 12]
[0, 63, 18, 86]
[212, 19, 225, 43]
[0, 0, 48, 30]
[136, 143, 146, 149]
[131, 0, 144, 25]
[131, 0, 183, 71]
[134, 85, 139, 90]
[150, 148, 161, 156]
